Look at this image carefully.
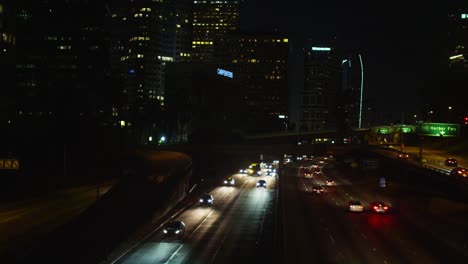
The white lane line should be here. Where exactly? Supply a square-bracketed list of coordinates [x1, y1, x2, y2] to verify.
[163, 243, 184, 264]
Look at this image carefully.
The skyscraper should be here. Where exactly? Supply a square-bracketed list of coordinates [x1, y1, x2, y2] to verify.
[192, 0, 240, 62]
[216, 32, 289, 133]
[109, 0, 164, 127]
[301, 44, 340, 132]
[448, 9, 468, 71]
[0, 1, 15, 120]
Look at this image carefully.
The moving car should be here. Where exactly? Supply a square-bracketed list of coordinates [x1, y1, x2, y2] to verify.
[348, 200, 364, 212]
[325, 179, 335, 186]
[163, 220, 186, 239]
[397, 152, 409, 159]
[450, 167, 468, 177]
[370, 201, 389, 213]
[223, 176, 235, 186]
[445, 158, 458, 166]
[199, 193, 214, 206]
[256, 179, 267, 188]
[311, 185, 324, 194]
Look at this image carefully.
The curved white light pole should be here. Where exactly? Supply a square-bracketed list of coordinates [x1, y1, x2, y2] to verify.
[358, 54, 364, 129]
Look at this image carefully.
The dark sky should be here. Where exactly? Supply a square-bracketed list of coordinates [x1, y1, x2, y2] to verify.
[241, 1, 451, 122]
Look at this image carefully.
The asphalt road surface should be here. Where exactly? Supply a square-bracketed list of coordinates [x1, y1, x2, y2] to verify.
[280, 156, 468, 264]
[109, 172, 278, 264]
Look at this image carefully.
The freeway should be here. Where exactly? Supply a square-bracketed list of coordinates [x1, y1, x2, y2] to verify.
[0, 182, 113, 258]
[107, 171, 278, 264]
[280, 155, 468, 264]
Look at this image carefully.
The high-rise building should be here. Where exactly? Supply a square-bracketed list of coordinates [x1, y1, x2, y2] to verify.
[161, 0, 192, 62]
[13, 1, 110, 123]
[192, 0, 240, 62]
[339, 53, 363, 130]
[301, 44, 340, 132]
[0, 1, 15, 120]
[216, 32, 290, 133]
[109, 0, 164, 126]
[448, 9, 468, 71]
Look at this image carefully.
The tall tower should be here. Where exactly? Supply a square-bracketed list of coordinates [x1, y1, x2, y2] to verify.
[216, 32, 289, 133]
[301, 45, 340, 132]
[0, 1, 15, 120]
[448, 9, 468, 72]
[192, 0, 240, 62]
[109, 0, 164, 123]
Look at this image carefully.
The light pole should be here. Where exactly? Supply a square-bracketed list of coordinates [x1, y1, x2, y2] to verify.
[358, 54, 364, 129]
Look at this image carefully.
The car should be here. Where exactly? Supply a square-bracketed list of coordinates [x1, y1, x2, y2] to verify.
[397, 152, 409, 159]
[325, 179, 335, 186]
[445, 158, 458, 166]
[199, 193, 214, 206]
[223, 176, 235, 185]
[348, 200, 364, 212]
[311, 185, 324, 194]
[450, 167, 468, 177]
[256, 179, 267, 188]
[370, 201, 389, 213]
[163, 220, 186, 239]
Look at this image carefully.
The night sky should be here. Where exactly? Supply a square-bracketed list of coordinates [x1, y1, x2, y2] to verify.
[241, 1, 454, 122]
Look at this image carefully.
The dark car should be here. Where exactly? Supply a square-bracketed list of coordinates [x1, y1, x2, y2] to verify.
[163, 220, 186, 239]
[256, 179, 267, 188]
[312, 185, 324, 194]
[450, 167, 468, 177]
[370, 201, 389, 213]
[199, 193, 214, 206]
[223, 176, 235, 186]
[445, 158, 458, 166]
[397, 152, 409, 159]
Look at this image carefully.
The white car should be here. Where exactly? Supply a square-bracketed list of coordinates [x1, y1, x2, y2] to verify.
[348, 200, 364, 212]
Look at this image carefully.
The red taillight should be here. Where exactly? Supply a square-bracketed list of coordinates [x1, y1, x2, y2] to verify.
[384, 206, 388, 210]
[373, 206, 378, 209]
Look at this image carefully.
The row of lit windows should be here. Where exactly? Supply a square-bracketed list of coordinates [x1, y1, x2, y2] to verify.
[264, 75, 283, 80]
[120, 54, 144, 61]
[58, 45, 72, 50]
[134, 13, 149, 18]
[179, 52, 191, 57]
[47, 36, 72, 41]
[193, 23, 231, 26]
[192, 41, 213, 45]
[462, 14, 468, 19]
[130, 36, 150, 41]
[194, 1, 239, 4]
[239, 38, 288, 43]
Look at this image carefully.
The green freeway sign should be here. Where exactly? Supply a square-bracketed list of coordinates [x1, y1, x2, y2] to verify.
[418, 123, 460, 137]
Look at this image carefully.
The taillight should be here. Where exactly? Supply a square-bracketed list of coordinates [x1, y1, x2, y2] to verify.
[384, 206, 388, 210]
[373, 206, 378, 209]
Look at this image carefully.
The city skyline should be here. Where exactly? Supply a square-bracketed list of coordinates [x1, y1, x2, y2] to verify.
[242, 2, 463, 123]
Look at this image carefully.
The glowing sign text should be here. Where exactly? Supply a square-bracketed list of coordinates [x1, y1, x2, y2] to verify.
[217, 68, 233, 78]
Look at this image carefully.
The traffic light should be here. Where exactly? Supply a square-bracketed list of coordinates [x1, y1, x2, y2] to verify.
[464, 116, 468, 125]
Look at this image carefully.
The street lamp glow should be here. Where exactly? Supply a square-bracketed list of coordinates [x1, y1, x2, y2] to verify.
[448, 106, 452, 110]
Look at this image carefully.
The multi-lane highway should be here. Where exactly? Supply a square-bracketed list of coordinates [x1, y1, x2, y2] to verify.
[281, 155, 468, 264]
[108, 171, 278, 264]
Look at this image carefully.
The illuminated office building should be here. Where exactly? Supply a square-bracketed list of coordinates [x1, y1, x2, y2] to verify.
[0, 1, 15, 119]
[12, 1, 110, 122]
[216, 32, 289, 133]
[192, 0, 240, 62]
[109, 0, 164, 121]
[448, 9, 468, 71]
[301, 44, 340, 132]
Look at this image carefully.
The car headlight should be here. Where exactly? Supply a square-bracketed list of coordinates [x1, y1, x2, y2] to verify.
[208, 199, 212, 202]
[230, 180, 234, 184]
[224, 180, 227, 183]
[164, 230, 168, 233]
[256, 183, 260, 186]
[200, 199, 204, 202]
[175, 230, 180, 234]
